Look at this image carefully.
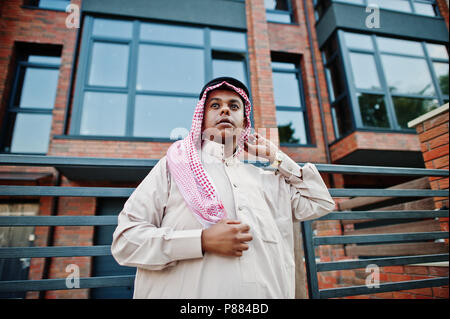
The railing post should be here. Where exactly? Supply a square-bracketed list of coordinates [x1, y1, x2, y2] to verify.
[301, 220, 320, 299]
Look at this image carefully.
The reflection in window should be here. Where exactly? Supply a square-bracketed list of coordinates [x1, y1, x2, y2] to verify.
[73, 17, 248, 139]
[393, 97, 439, 128]
[272, 60, 308, 144]
[10, 114, 53, 153]
[140, 23, 203, 45]
[2, 51, 60, 153]
[349, 53, 381, 90]
[133, 95, 196, 138]
[264, 0, 293, 23]
[18, 67, 59, 108]
[80, 92, 127, 136]
[357, 93, 389, 128]
[213, 57, 247, 87]
[381, 55, 435, 96]
[88, 42, 129, 87]
[136, 45, 204, 93]
[433, 62, 449, 95]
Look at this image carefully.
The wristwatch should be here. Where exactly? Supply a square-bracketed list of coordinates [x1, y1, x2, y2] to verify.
[270, 150, 283, 169]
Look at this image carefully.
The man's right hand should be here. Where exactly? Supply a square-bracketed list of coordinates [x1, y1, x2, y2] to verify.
[201, 219, 253, 257]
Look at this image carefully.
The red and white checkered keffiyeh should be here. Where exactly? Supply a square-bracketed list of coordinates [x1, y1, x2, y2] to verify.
[166, 81, 252, 228]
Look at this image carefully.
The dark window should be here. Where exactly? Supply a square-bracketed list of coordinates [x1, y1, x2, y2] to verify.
[71, 17, 249, 139]
[264, 0, 294, 23]
[322, 34, 354, 139]
[271, 57, 309, 145]
[1, 46, 61, 154]
[24, 0, 70, 11]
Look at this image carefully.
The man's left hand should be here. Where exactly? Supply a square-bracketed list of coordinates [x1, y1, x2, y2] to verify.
[244, 132, 279, 163]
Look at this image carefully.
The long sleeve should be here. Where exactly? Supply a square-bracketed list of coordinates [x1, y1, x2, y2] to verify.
[275, 151, 335, 222]
[111, 157, 204, 271]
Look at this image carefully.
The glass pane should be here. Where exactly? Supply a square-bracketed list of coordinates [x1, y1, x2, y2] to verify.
[213, 59, 247, 86]
[327, 60, 347, 100]
[277, 110, 307, 144]
[349, 53, 381, 90]
[210, 30, 246, 50]
[272, 72, 302, 107]
[80, 92, 127, 136]
[335, 0, 364, 4]
[381, 55, 435, 96]
[28, 55, 61, 64]
[136, 45, 204, 94]
[19, 67, 58, 109]
[333, 98, 353, 138]
[88, 42, 129, 87]
[392, 97, 440, 128]
[140, 23, 203, 45]
[271, 62, 296, 70]
[426, 43, 449, 60]
[325, 67, 335, 102]
[433, 62, 449, 95]
[92, 18, 133, 39]
[38, 0, 69, 10]
[134, 95, 196, 138]
[357, 93, 389, 128]
[377, 37, 423, 56]
[343, 32, 373, 51]
[266, 12, 292, 23]
[264, 0, 289, 10]
[367, 0, 412, 13]
[414, 2, 436, 16]
[10, 114, 52, 153]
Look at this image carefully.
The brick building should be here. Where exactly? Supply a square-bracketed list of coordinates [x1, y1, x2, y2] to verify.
[0, 0, 448, 299]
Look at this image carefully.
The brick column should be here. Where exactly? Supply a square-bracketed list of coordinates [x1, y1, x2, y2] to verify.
[408, 103, 449, 236]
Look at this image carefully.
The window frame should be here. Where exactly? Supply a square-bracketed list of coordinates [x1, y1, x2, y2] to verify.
[0, 54, 61, 154]
[70, 16, 251, 140]
[271, 60, 312, 147]
[337, 29, 448, 132]
[314, 0, 441, 22]
[265, 0, 296, 24]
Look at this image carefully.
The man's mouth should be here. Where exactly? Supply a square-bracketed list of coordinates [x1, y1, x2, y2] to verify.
[216, 118, 234, 126]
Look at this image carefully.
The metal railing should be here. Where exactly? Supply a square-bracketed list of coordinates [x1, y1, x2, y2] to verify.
[0, 154, 448, 298]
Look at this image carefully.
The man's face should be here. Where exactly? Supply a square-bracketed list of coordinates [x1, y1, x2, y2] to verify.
[202, 89, 246, 143]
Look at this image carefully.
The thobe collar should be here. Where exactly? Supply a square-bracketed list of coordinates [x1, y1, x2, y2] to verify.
[201, 139, 240, 165]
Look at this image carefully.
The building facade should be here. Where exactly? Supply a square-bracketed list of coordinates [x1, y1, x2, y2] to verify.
[0, 0, 448, 299]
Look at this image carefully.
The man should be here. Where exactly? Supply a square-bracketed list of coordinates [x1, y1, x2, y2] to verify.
[111, 77, 335, 298]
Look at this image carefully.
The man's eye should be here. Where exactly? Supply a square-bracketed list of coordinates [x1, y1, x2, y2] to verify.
[211, 103, 219, 108]
[231, 104, 239, 109]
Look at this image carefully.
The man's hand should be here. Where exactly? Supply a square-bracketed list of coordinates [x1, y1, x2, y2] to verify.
[201, 219, 253, 257]
[244, 132, 279, 163]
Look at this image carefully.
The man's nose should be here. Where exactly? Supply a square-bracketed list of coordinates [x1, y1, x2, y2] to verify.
[220, 105, 231, 115]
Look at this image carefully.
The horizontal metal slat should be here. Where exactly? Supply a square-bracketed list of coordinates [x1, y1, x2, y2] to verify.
[329, 188, 449, 197]
[1, 154, 448, 177]
[316, 254, 449, 272]
[0, 186, 133, 197]
[1, 186, 448, 198]
[0, 215, 118, 226]
[313, 231, 449, 245]
[319, 277, 449, 299]
[0, 245, 112, 258]
[0, 275, 135, 293]
[318, 210, 449, 220]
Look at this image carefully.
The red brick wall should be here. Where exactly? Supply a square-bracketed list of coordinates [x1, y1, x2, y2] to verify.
[412, 107, 449, 237]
